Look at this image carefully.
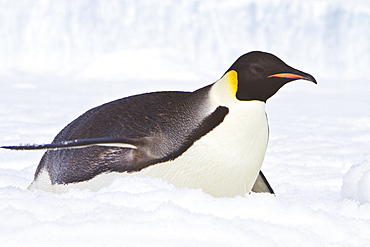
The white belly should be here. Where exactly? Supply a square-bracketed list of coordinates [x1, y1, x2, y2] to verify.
[134, 101, 269, 197]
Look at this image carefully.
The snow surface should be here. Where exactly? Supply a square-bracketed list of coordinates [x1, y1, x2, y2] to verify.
[1, 0, 370, 246]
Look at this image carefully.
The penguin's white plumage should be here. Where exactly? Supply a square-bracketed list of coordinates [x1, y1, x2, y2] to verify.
[2, 51, 317, 197]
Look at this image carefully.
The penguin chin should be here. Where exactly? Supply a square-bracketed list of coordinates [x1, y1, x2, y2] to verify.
[235, 80, 286, 102]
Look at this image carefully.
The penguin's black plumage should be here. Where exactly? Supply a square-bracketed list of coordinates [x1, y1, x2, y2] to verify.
[2, 51, 316, 197]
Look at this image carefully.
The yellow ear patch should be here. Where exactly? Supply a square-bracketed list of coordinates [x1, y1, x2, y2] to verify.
[210, 70, 239, 104]
[223, 70, 238, 96]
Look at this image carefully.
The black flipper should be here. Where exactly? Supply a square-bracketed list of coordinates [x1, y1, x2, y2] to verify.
[251, 171, 274, 194]
[1, 137, 142, 150]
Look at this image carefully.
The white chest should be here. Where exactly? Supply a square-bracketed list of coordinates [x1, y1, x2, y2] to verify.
[137, 101, 269, 197]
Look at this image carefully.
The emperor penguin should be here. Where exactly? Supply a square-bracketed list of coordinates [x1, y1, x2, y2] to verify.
[2, 51, 316, 197]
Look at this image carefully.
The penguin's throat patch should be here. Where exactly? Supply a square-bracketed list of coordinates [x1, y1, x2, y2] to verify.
[224, 70, 238, 96]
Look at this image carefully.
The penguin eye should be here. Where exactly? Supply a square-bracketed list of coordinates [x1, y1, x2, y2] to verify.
[251, 64, 265, 74]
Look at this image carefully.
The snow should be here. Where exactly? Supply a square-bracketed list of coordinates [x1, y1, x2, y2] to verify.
[1, 0, 370, 246]
[342, 157, 370, 204]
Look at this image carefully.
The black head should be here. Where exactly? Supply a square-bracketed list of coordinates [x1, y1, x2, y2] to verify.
[226, 51, 317, 102]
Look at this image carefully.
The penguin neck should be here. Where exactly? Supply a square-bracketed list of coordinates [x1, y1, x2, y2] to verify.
[209, 70, 267, 108]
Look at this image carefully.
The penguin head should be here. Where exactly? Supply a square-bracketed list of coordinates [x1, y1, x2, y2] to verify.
[226, 51, 317, 102]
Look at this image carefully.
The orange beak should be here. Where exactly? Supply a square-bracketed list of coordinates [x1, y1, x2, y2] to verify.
[268, 72, 317, 84]
[268, 73, 306, 79]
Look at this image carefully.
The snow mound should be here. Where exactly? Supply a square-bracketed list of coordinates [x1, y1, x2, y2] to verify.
[342, 156, 370, 204]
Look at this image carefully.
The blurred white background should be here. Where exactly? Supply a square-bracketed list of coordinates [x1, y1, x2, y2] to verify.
[1, 0, 369, 79]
